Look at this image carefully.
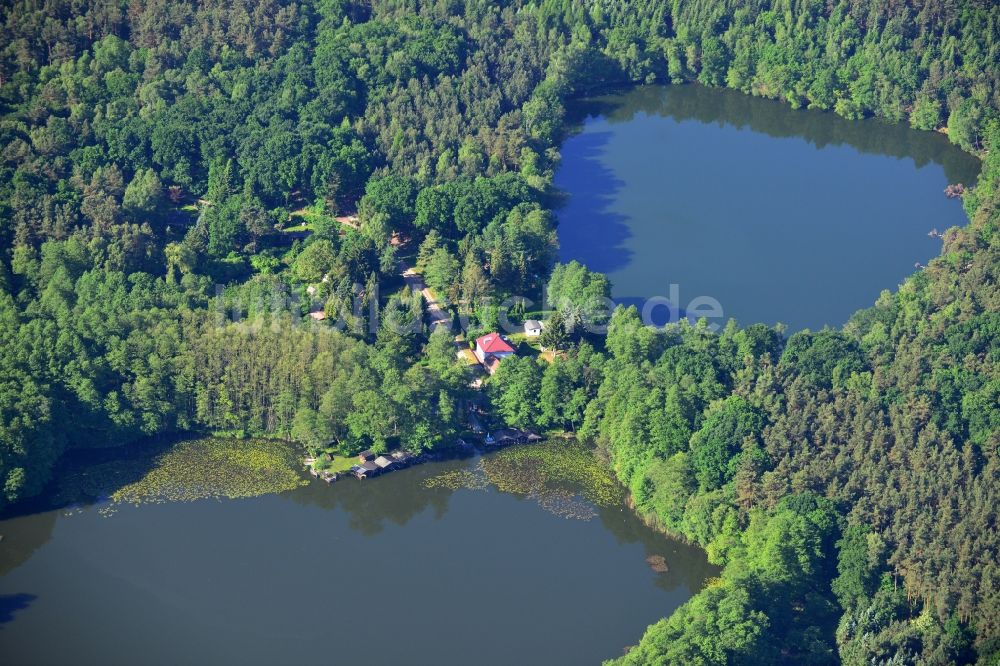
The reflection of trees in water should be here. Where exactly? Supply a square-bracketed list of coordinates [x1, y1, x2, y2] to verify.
[0, 440, 178, 578]
[1, 442, 717, 594]
[3, 437, 182, 520]
[553, 130, 633, 274]
[286, 448, 718, 595]
[0, 510, 58, 577]
[570, 84, 981, 185]
[285, 457, 475, 536]
[593, 501, 719, 595]
[0, 592, 37, 626]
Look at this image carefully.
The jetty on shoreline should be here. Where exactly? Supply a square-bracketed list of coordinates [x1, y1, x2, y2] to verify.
[304, 428, 543, 483]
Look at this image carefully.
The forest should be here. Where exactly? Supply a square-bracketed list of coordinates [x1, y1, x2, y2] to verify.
[1, 0, 998, 663]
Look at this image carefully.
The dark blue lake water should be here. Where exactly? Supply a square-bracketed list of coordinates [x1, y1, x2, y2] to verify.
[556, 85, 980, 331]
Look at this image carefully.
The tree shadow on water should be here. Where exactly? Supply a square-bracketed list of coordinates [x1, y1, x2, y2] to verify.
[594, 501, 719, 597]
[592, 84, 980, 184]
[286, 454, 477, 536]
[0, 593, 37, 627]
[0, 435, 184, 523]
[554, 130, 634, 275]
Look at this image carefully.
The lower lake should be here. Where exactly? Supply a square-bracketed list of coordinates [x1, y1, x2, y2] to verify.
[0, 444, 714, 665]
[556, 84, 981, 332]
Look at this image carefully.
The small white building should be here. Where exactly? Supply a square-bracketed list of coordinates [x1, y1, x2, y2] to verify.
[524, 320, 543, 337]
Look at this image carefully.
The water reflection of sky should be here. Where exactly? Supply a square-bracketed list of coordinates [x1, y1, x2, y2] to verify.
[557, 84, 980, 332]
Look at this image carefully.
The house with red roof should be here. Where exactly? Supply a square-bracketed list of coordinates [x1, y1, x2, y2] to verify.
[474, 332, 516, 374]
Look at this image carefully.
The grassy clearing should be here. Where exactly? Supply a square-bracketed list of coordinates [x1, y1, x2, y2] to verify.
[312, 453, 357, 473]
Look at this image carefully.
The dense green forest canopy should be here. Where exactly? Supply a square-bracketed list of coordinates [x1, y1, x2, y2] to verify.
[1, 0, 999, 663]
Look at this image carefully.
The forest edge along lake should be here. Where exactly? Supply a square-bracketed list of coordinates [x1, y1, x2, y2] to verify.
[555, 84, 980, 333]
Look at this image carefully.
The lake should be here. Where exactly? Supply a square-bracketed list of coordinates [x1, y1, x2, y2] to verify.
[555, 84, 981, 332]
[0, 446, 714, 665]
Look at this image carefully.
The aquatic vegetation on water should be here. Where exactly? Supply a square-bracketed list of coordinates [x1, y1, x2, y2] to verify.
[646, 555, 669, 572]
[423, 468, 490, 491]
[482, 440, 624, 507]
[423, 440, 624, 520]
[532, 488, 598, 521]
[111, 438, 307, 507]
[58, 439, 307, 515]
[54, 459, 149, 505]
[61, 438, 617, 521]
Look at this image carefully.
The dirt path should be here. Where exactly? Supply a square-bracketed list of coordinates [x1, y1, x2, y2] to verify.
[401, 264, 453, 330]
